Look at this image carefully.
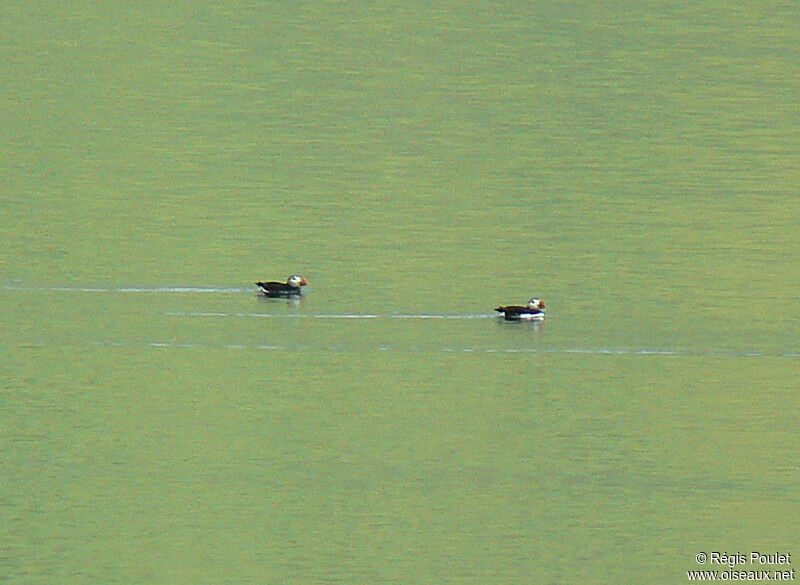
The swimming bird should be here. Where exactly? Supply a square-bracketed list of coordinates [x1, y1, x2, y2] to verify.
[255, 275, 308, 297]
[495, 298, 546, 321]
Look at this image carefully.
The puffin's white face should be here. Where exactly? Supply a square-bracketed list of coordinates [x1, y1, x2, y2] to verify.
[287, 275, 308, 287]
[528, 298, 546, 311]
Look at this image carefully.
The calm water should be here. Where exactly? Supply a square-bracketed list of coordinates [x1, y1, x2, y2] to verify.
[2, 2, 799, 584]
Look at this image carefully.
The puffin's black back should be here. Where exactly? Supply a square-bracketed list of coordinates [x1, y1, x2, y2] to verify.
[495, 305, 527, 313]
[495, 305, 542, 320]
[256, 281, 300, 297]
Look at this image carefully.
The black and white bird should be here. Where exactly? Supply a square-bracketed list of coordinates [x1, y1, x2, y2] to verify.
[255, 275, 308, 297]
[495, 298, 546, 321]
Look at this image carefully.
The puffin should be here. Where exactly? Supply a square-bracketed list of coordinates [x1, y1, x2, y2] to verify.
[255, 275, 308, 297]
[495, 298, 546, 321]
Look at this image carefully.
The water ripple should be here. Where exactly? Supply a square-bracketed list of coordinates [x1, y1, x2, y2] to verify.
[164, 311, 495, 319]
[2, 285, 252, 293]
[78, 340, 800, 358]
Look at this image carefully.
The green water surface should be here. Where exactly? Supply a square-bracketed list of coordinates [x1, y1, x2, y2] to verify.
[2, 2, 798, 583]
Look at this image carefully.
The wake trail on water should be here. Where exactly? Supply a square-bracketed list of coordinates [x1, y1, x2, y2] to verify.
[2, 285, 253, 293]
[78, 340, 799, 358]
[164, 311, 496, 319]
[7, 284, 796, 358]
